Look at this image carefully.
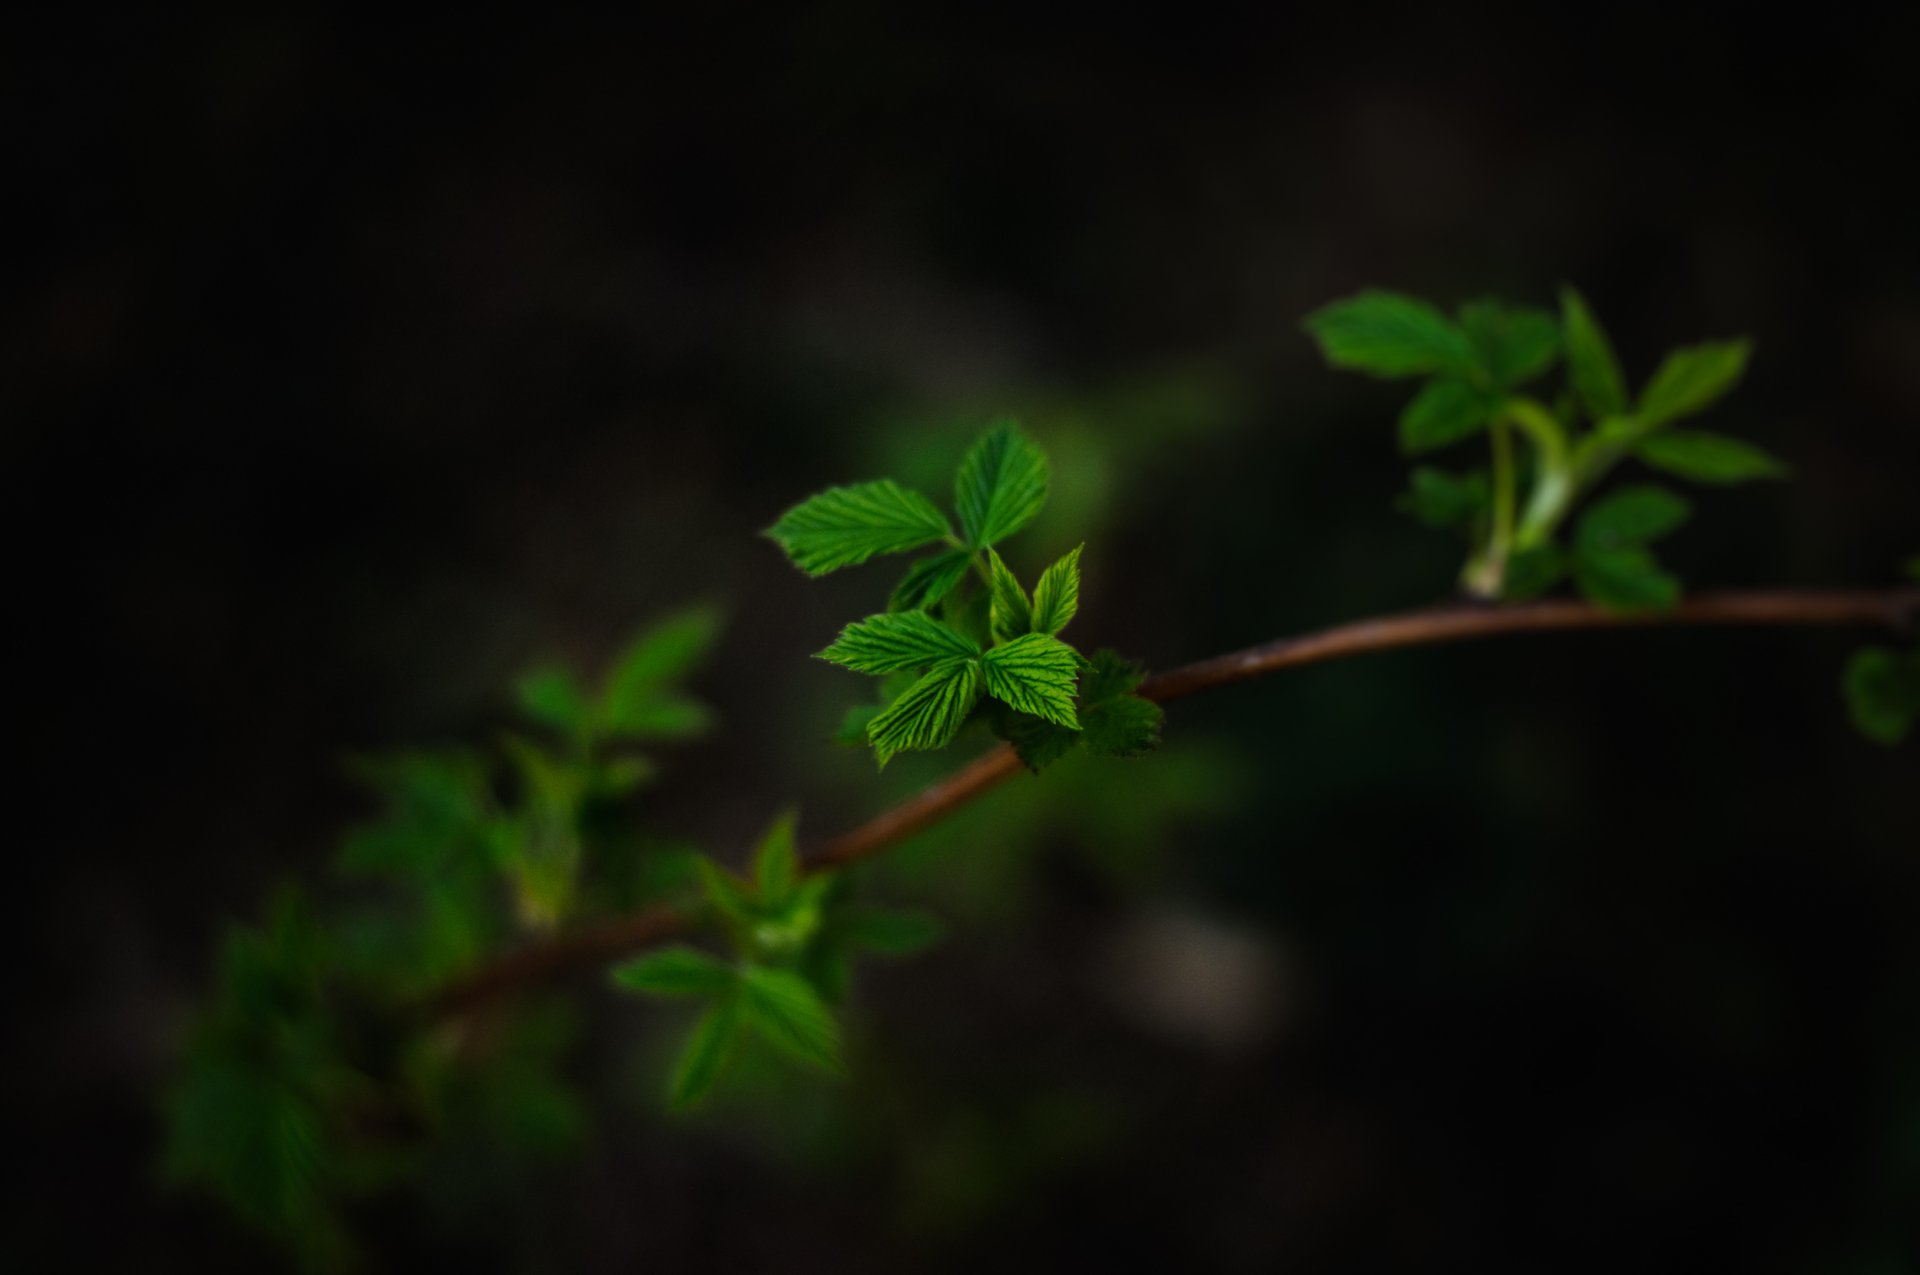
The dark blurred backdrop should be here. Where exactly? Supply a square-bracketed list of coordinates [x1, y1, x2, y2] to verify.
[11, 6, 1920, 1271]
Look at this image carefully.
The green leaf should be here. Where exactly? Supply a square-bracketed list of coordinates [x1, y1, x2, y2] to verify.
[696, 858, 757, 928]
[1843, 646, 1920, 745]
[1576, 485, 1692, 551]
[1082, 694, 1164, 757]
[612, 947, 738, 998]
[832, 702, 882, 748]
[1459, 299, 1560, 387]
[1574, 546, 1681, 612]
[1302, 290, 1472, 379]
[817, 611, 980, 675]
[954, 420, 1049, 549]
[889, 550, 973, 613]
[866, 660, 984, 766]
[1906, 557, 1920, 584]
[738, 965, 844, 1075]
[1633, 430, 1788, 484]
[668, 997, 742, 1109]
[1398, 467, 1490, 530]
[987, 548, 1032, 643]
[517, 666, 590, 733]
[840, 906, 947, 955]
[1030, 544, 1083, 635]
[1558, 285, 1628, 419]
[1398, 378, 1494, 453]
[1636, 340, 1751, 429]
[1001, 712, 1080, 772]
[1080, 648, 1146, 702]
[752, 810, 800, 909]
[981, 634, 1082, 728]
[1500, 545, 1568, 601]
[601, 607, 721, 739]
[766, 480, 953, 575]
[603, 695, 713, 741]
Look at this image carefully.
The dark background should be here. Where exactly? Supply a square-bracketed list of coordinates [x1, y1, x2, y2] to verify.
[11, 6, 1920, 1271]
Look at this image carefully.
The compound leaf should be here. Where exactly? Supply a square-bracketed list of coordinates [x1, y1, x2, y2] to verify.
[981, 634, 1081, 728]
[954, 420, 1049, 549]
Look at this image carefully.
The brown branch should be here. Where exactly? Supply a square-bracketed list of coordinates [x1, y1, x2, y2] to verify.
[424, 586, 1917, 1019]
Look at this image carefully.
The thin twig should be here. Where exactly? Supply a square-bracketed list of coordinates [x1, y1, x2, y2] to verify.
[423, 586, 1917, 1019]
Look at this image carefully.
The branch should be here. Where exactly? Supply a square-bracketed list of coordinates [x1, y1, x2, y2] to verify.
[424, 586, 1917, 1019]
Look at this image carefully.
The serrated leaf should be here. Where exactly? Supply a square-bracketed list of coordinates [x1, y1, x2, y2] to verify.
[1080, 649, 1146, 702]
[987, 548, 1032, 642]
[981, 634, 1082, 728]
[1500, 545, 1568, 601]
[738, 965, 844, 1075]
[612, 946, 738, 998]
[766, 480, 953, 575]
[751, 810, 800, 908]
[1843, 646, 1920, 745]
[1002, 711, 1081, 772]
[840, 906, 947, 955]
[1574, 546, 1681, 612]
[668, 997, 742, 1109]
[1577, 485, 1692, 551]
[954, 420, 1049, 549]
[1633, 430, 1787, 484]
[1636, 340, 1750, 429]
[817, 611, 981, 675]
[889, 550, 973, 612]
[696, 858, 757, 928]
[1082, 694, 1164, 757]
[1030, 545, 1082, 635]
[517, 666, 590, 733]
[1398, 378, 1494, 453]
[1558, 285, 1627, 418]
[1302, 290, 1472, 379]
[867, 660, 983, 766]
[1459, 299, 1560, 387]
[1399, 467, 1490, 530]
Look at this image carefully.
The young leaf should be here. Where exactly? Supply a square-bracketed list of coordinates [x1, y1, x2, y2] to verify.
[866, 660, 984, 766]
[738, 965, 844, 1075]
[1843, 647, 1920, 745]
[601, 606, 720, 740]
[1459, 300, 1561, 387]
[1575, 546, 1681, 612]
[517, 667, 590, 734]
[1500, 546, 1568, 601]
[954, 421, 1049, 549]
[981, 634, 1082, 728]
[1558, 285, 1628, 418]
[612, 947, 737, 998]
[987, 548, 1033, 643]
[1633, 431, 1787, 484]
[766, 480, 953, 575]
[1302, 290, 1472, 379]
[1029, 544, 1083, 636]
[1636, 340, 1751, 429]
[817, 611, 981, 675]
[889, 549, 973, 613]
[668, 997, 742, 1109]
[832, 702, 882, 748]
[840, 906, 947, 956]
[1082, 693, 1164, 757]
[1576, 485, 1692, 552]
[1398, 467, 1490, 530]
[1002, 712, 1081, 772]
[696, 858, 757, 929]
[751, 810, 800, 909]
[1399, 378, 1494, 453]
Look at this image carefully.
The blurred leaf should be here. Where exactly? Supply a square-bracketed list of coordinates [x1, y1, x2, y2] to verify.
[1558, 285, 1628, 418]
[336, 751, 491, 879]
[1844, 646, 1920, 744]
[1500, 545, 1568, 601]
[1399, 466, 1490, 530]
[955, 420, 1049, 549]
[1081, 693, 1164, 758]
[1459, 299, 1560, 386]
[1634, 430, 1788, 484]
[1029, 544, 1083, 636]
[1575, 546, 1681, 612]
[1636, 340, 1751, 429]
[868, 661, 983, 767]
[668, 997, 743, 1110]
[766, 480, 952, 575]
[516, 666, 590, 734]
[1303, 290, 1472, 379]
[738, 965, 844, 1076]
[982, 634, 1081, 728]
[1398, 378, 1493, 453]
[986, 548, 1033, 642]
[751, 809, 800, 908]
[818, 611, 980, 675]
[1576, 485, 1692, 551]
[832, 702, 883, 748]
[840, 905, 947, 955]
[696, 858, 758, 929]
[1003, 711, 1081, 772]
[613, 946, 738, 998]
[889, 549, 972, 612]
